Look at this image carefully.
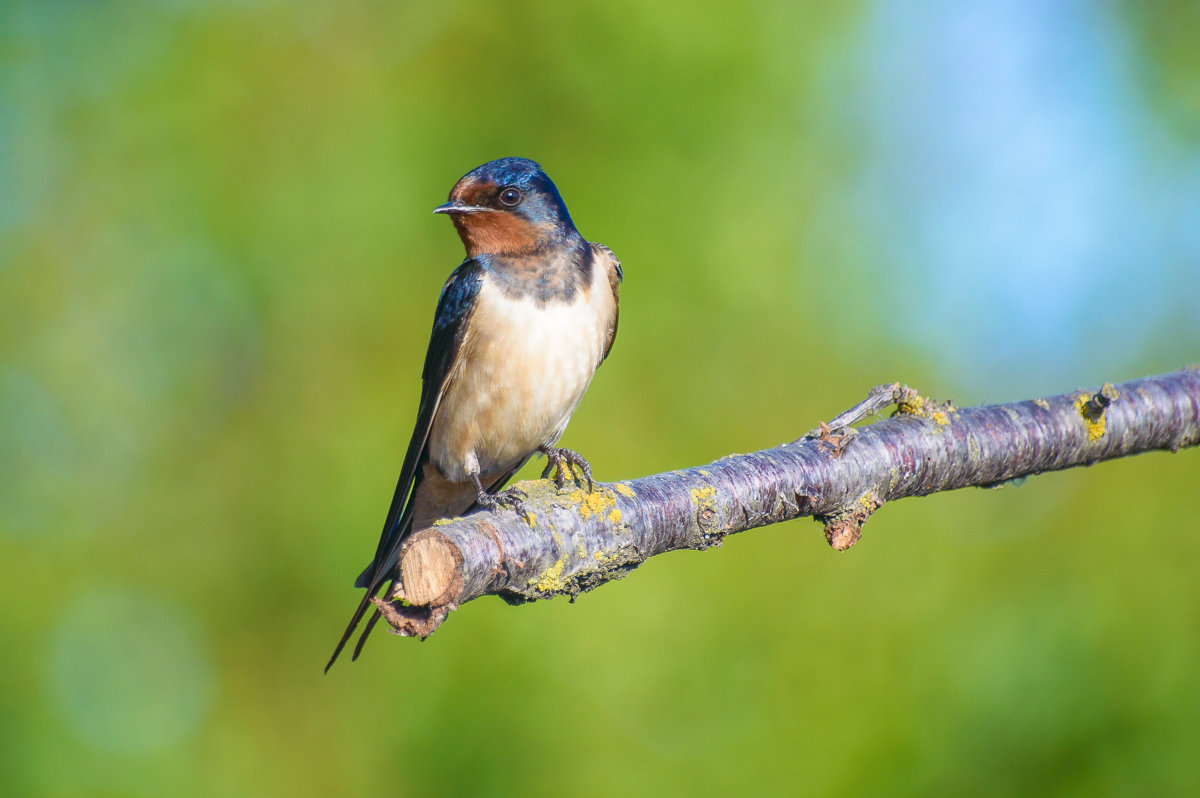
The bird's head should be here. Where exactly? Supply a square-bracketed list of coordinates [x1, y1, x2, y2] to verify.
[434, 157, 578, 256]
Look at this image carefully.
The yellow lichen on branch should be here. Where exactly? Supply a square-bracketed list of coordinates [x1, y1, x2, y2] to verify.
[1076, 383, 1120, 441]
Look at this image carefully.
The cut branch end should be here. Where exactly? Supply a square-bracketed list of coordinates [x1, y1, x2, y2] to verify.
[398, 531, 462, 606]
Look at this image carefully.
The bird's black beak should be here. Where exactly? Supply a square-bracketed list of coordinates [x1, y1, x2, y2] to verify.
[433, 200, 492, 215]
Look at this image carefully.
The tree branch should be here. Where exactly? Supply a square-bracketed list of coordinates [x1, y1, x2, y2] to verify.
[374, 367, 1200, 639]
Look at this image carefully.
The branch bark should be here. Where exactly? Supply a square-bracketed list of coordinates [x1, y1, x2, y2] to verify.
[373, 367, 1200, 639]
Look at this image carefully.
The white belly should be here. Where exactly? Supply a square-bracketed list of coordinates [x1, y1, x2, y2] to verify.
[427, 271, 614, 481]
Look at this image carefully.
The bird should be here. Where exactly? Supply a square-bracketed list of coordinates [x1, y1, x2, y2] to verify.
[326, 157, 622, 671]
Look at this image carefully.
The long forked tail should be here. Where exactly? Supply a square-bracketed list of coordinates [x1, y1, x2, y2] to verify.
[353, 609, 384, 659]
[325, 589, 379, 672]
[326, 464, 517, 671]
[327, 484, 418, 671]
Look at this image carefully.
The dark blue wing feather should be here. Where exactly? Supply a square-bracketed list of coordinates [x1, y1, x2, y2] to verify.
[326, 258, 485, 671]
[366, 259, 485, 576]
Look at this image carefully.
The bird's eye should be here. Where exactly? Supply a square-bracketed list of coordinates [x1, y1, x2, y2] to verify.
[499, 187, 522, 206]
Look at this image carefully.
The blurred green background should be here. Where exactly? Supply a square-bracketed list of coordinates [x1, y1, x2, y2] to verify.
[3, 0, 1199, 795]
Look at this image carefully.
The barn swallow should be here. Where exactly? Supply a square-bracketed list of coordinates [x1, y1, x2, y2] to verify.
[326, 157, 622, 670]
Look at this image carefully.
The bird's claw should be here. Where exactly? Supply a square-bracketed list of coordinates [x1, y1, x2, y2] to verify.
[539, 445, 594, 492]
[475, 484, 528, 516]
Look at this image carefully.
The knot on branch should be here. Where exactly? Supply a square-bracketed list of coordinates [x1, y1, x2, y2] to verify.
[811, 421, 854, 456]
[1076, 383, 1119, 441]
[816, 492, 883, 551]
[690, 483, 726, 545]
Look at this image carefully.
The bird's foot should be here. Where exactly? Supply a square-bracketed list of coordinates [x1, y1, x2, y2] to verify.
[471, 474, 528, 515]
[538, 445, 594, 492]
